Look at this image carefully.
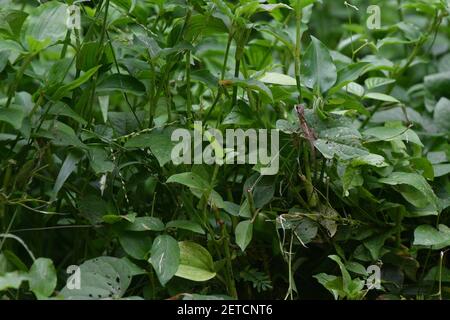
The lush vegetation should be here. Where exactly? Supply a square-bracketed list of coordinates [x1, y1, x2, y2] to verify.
[1, 0, 450, 300]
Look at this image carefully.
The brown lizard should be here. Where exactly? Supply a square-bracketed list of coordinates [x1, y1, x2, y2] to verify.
[295, 104, 317, 159]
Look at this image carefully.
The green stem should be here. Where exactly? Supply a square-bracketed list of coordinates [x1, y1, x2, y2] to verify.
[186, 50, 192, 123]
[60, 30, 72, 59]
[294, 0, 303, 103]
[221, 33, 233, 80]
[5, 54, 35, 109]
[231, 58, 241, 108]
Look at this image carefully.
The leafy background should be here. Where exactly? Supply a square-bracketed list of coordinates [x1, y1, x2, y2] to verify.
[1, 0, 450, 300]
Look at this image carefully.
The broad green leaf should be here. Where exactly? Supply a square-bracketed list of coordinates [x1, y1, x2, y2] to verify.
[379, 172, 439, 210]
[87, 147, 114, 174]
[0, 271, 28, 291]
[119, 232, 152, 260]
[0, 105, 25, 129]
[314, 140, 369, 160]
[0, 10, 28, 39]
[124, 217, 165, 232]
[343, 82, 365, 97]
[363, 92, 400, 103]
[258, 72, 297, 86]
[351, 154, 388, 167]
[37, 121, 86, 149]
[364, 126, 423, 146]
[301, 36, 337, 93]
[125, 129, 176, 166]
[166, 220, 205, 235]
[328, 255, 352, 294]
[28, 258, 57, 299]
[294, 218, 318, 244]
[434, 164, 450, 177]
[413, 225, 450, 250]
[365, 77, 396, 90]
[425, 71, 450, 99]
[363, 232, 393, 260]
[434, 98, 450, 132]
[335, 62, 371, 88]
[167, 172, 210, 191]
[227, 78, 273, 102]
[97, 74, 146, 96]
[235, 220, 253, 251]
[21, 2, 68, 51]
[52, 66, 101, 101]
[48, 102, 87, 126]
[313, 273, 341, 300]
[59, 257, 135, 299]
[149, 235, 180, 286]
[176, 241, 216, 282]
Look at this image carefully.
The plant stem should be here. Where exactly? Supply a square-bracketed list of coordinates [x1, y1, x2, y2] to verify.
[5, 54, 34, 109]
[231, 58, 241, 108]
[185, 50, 192, 123]
[294, 0, 303, 103]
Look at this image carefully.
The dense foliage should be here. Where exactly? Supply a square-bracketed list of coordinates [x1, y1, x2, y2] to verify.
[1, 0, 450, 300]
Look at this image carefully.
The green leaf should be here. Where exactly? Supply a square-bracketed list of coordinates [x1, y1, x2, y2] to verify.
[51, 151, 83, 202]
[235, 220, 253, 251]
[379, 172, 439, 210]
[28, 258, 57, 299]
[328, 255, 352, 294]
[294, 218, 318, 244]
[343, 82, 365, 97]
[434, 164, 450, 177]
[364, 126, 423, 146]
[351, 154, 388, 167]
[167, 172, 210, 191]
[97, 74, 146, 96]
[125, 129, 176, 166]
[87, 147, 114, 174]
[21, 2, 68, 51]
[124, 217, 165, 232]
[176, 241, 216, 282]
[0, 105, 25, 129]
[314, 140, 368, 160]
[0, 271, 28, 291]
[413, 225, 450, 250]
[313, 273, 341, 300]
[59, 257, 135, 299]
[119, 232, 153, 260]
[149, 235, 180, 286]
[434, 98, 450, 133]
[343, 166, 363, 197]
[365, 77, 396, 90]
[301, 36, 337, 93]
[335, 62, 371, 88]
[166, 220, 205, 235]
[258, 72, 297, 86]
[228, 78, 273, 102]
[48, 102, 87, 126]
[0, 10, 28, 39]
[425, 71, 450, 99]
[52, 66, 101, 101]
[37, 121, 86, 149]
[363, 92, 400, 103]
